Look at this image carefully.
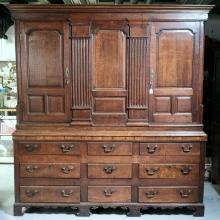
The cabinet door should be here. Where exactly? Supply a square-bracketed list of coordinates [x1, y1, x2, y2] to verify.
[149, 22, 202, 123]
[19, 21, 71, 122]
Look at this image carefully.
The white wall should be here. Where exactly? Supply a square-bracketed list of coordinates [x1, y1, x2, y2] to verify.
[205, 14, 220, 41]
[0, 26, 15, 61]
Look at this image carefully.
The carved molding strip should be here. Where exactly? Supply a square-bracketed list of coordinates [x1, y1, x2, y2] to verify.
[72, 37, 91, 108]
[127, 37, 148, 108]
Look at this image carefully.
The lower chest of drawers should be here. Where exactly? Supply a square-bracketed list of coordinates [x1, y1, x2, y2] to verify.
[15, 141, 203, 205]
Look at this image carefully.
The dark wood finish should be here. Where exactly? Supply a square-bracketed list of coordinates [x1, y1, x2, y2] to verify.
[20, 186, 80, 203]
[20, 163, 80, 178]
[19, 142, 81, 155]
[139, 186, 199, 203]
[9, 4, 212, 217]
[88, 164, 132, 178]
[88, 186, 131, 203]
[87, 142, 132, 155]
[139, 164, 199, 182]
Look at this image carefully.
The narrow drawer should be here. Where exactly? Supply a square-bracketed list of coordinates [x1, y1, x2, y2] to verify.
[139, 164, 199, 181]
[20, 186, 80, 203]
[88, 186, 131, 203]
[20, 163, 80, 178]
[19, 142, 81, 155]
[140, 143, 200, 156]
[139, 186, 199, 203]
[88, 164, 132, 178]
[88, 142, 132, 156]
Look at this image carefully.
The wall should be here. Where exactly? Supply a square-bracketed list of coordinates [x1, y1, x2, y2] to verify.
[0, 26, 15, 62]
[205, 14, 220, 41]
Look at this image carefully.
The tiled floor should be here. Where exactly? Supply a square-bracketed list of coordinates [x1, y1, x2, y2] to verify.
[1, 164, 220, 220]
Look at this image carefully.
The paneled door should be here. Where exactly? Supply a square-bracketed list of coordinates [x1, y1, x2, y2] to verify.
[149, 22, 202, 124]
[19, 21, 71, 122]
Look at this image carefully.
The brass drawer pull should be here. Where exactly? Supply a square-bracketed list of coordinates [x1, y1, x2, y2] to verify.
[146, 144, 159, 154]
[61, 190, 73, 197]
[26, 165, 39, 173]
[103, 165, 116, 174]
[25, 190, 39, 197]
[25, 144, 39, 152]
[181, 144, 192, 153]
[179, 189, 192, 198]
[104, 188, 116, 197]
[61, 166, 74, 174]
[60, 144, 74, 153]
[181, 166, 192, 175]
[145, 191, 158, 198]
[145, 167, 159, 175]
[102, 144, 116, 153]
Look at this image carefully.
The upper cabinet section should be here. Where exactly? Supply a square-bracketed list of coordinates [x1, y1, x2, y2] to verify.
[10, 5, 212, 126]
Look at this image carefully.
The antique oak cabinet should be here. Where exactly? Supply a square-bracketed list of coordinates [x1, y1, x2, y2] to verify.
[8, 4, 212, 217]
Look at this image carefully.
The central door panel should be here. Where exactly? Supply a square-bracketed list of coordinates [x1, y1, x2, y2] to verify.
[92, 27, 127, 126]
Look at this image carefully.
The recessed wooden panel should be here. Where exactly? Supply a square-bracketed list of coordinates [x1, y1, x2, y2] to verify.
[28, 96, 44, 113]
[93, 30, 126, 89]
[92, 113, 126, 126]
[177, 96, 192, 113]
[155, 97, 171, 113]
[157, 30, 194, 87]
[48, 96, 64, 113]
[94, 98, 125, 113]
[28, 30, 63, 87]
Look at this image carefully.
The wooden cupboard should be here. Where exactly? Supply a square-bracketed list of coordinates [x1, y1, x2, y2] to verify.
[8, 4, 212, 216]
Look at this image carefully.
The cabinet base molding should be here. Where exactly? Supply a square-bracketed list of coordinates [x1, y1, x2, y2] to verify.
[13, 203, 204, 217]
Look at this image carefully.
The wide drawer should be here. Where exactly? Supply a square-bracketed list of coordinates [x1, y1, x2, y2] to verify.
[88, 164, 132, 178]
[139, 186, 199, 203]
[139, 164, 199, 181]
[19, 142, 81, 155]
[88, 142, 132, 155]
[20, 163, 80, 178]
[140, 143, 200, 156]
[20, 186, 80, 203]
[88, 186, 131, 203]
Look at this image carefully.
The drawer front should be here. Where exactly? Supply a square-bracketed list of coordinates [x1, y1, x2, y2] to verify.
[19, 142, 81, 155]
[88, 142, 132, 156]
[139, 187, 199, 203]
[88, 164, 132, 178]
[88, 186, 131, 203]
[20, 186, 80, 203]
[140, 143, 200, 156]
[139, 164, 199, 181]
[20, 163, 80, 178]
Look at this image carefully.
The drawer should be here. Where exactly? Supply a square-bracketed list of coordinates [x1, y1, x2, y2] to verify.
[139, 164, 199, 181]
[20, 186, 80, 203]
[139, 186, 199, 203]
[88, 164, 132, 178]
[20, 163, 80, 178]
[19, 142, 81, 155]
[140, 143, 200, 156]
[88, 142, 132, 156]
[88, 186, 131, 203]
